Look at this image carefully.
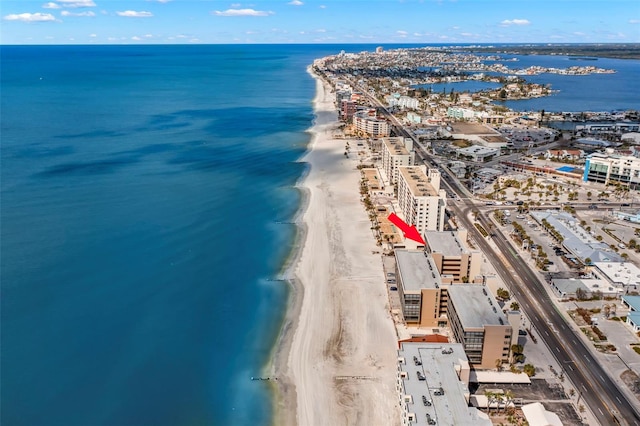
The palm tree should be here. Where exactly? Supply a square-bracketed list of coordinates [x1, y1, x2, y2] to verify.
[503, 390, 514, 413]
[510, 301, 520, 311]
[483, 390, 495, 414]
[495, 358, 503, 372]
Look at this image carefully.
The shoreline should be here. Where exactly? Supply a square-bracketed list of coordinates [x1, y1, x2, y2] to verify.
[271, 66, 400, 425]
[269, 67, 322, 426]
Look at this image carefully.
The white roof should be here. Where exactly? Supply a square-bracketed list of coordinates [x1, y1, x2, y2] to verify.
[469, 370, 531, 384]
[521, 402, 564, 426]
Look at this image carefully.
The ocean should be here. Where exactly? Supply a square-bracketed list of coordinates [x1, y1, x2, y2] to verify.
[0, 44, 333, 426]
[1, 44, 638, 426]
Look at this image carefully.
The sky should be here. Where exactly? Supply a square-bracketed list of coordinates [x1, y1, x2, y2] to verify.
[1, 0, 639, 45]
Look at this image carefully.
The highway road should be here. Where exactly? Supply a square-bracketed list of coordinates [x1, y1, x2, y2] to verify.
[352, 82, 640, 424]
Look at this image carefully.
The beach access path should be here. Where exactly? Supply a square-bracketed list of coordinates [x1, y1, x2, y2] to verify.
[279, 72, 401, 426]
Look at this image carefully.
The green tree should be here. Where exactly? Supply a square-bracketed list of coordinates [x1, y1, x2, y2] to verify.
[523, 363, 536, 377]
[510, 301, 520, 311]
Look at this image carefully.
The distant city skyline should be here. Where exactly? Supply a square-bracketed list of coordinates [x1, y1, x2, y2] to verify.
[2, 0, 639, 45]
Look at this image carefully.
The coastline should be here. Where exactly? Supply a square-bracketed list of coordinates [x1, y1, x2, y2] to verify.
[272, 66, 400, 425]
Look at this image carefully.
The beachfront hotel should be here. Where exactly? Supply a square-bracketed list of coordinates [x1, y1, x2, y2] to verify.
[395, 250, 517, 369]
[395, 250, 447, 328]
[423, 230, 482, 283]
[396, 342, 492, 426]
[447, 285, 518, 369]
[381, 137, 415, 184]
[583, 152, 640, 189]
[397, 166, 447, 234]
[353, 109, 391, 137]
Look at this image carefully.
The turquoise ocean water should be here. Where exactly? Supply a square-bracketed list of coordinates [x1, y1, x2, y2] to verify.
[1, 44, 638, 426]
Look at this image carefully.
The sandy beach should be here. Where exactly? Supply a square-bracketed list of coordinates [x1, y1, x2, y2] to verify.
[273, 70, 400, 425]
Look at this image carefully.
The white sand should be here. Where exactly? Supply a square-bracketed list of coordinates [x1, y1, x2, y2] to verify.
[274, 70, 400, 425]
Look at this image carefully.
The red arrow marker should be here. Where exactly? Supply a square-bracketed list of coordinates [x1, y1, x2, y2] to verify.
[388, 213, 426, 245]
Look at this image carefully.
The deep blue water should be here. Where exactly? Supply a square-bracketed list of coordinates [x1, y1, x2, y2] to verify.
[0, 44, 353, 426]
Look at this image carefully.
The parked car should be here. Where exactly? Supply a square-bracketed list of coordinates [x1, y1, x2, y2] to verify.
[390, 286, 398, 291]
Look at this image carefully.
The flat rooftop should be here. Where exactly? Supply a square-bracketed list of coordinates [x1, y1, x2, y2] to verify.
[457, 145, 500, 156]
[594, 262, 640, 287]
[398, 343, 491, 426]
[447, 285, 507, 328]
[362, 168, 381, 188]
[396, 250, 442, 292]
[398, 166, 439, 197]
[383, 137, 410, 156]
[552, 278, 620, 296]
[425, 231, 469, 256]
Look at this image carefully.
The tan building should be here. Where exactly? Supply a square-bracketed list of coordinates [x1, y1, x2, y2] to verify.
[395, 250, 448, 327]
[424, 230, 482, 282]
[447, 285, 516, 369]
[381, 137, 415, 184]
[397, 166, 446, 234]
[395, 250, 518, 368]
[353, 109, 391, 137]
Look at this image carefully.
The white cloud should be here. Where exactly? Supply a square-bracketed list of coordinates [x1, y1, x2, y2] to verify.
[131, 36, 142, 41]
[57, 0, 96, 8]
[460, 32, 473, 37]
[4, 12, 56, 22]
[116, 10, 153, 17]
[396, 30, 408, 36]
[288, 0, 303, 5]
[319, 5, 326, 9]
[213, 8, 274, 16]
[42, 2, 61, 9]
[500, 19, 530, 26]
[61, 10, 95, 16]
[89, 33, 97, 37]
[629, 19, 640, 24]
[144, 34, 153, 38]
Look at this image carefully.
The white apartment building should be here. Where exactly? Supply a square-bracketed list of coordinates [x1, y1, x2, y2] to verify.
[382, 137, 415, 184]
[397, 166, 447, 234]
[353, 110, 391, 137]
[386, 94, 420, 110]
[583, 152, 640, 189]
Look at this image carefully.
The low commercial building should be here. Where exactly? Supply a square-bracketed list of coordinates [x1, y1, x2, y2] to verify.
[551, 278, 620, 299]
[456, 145, 500, 162]
[382, 137, 415, 184]
[396, 342, 492, 426]
[447, 285, 516, 369]
[424, 230, 482, 282]
[583, 152, 640, 189]
[593, 262, 640, 293]
[397, 166, 447, 234]
[531, 211, 622, 264]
